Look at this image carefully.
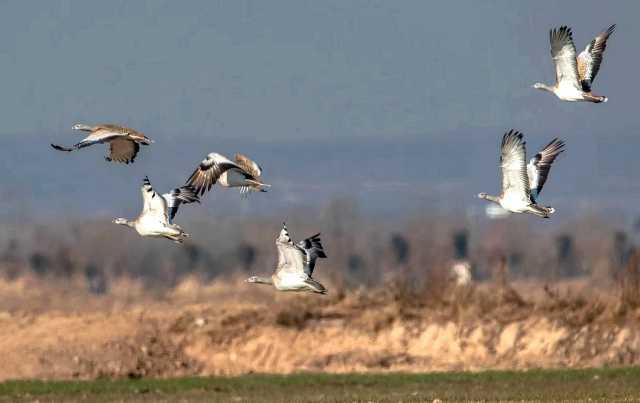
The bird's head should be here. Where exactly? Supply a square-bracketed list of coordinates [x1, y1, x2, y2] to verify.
[532, 82, 547, 90]
[112, 218, 130, 226]
[245, 276, 259, 283]
[71, 123, 92, 131]
[477, 192, 488, 199]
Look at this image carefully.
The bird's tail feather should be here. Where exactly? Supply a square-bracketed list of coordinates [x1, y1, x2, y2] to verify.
[304, 278, 327, 294]
[529, 204, 555, 218]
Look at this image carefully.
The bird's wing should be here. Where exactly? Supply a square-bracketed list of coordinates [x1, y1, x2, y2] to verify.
[577, 24, 615, 92]
[107, 138, 140, 164]
[234, 153, 263, 178]
[527, 138, 565, 201]
[550, 26, 581, 90]
[500, 130, 531, 202]
[275, 223, 305, 275]
[140, 176, 169, 224]
[51, 138, 101, 152]
[162, 185, 200, 223]
[185, 153, 244, 196]
[85, 125, 130, 142]
[296, 233, 327, 276]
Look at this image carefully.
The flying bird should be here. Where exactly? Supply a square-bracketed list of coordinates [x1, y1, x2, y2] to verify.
[51, 123, 153, 164]
[112, 177, 199, 243]
[246, 223, 328, 294]
[186, 152, 270, 197]
[478, 130, 565, 218]
[533, 24, 615, 103]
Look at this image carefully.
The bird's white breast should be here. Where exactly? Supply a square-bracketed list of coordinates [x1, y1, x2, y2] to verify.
[135, 215, 169, 236]
[555, 85, 586, 101]
[274, 272, 308, 291]
[500, 193, 529, 213]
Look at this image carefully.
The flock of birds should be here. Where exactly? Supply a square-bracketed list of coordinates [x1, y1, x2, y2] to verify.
[49, 24, 616, 295]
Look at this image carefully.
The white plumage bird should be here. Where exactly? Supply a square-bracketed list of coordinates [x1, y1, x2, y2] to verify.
[478, 130, 565, 218]
[533, 25, 615, 103]
[112, 177, 200, 243]
[246, 223, 328, 294]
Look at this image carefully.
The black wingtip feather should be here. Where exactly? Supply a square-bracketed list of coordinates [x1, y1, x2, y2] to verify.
[51, 143, 73, 152]
[606, 24, 616, 35]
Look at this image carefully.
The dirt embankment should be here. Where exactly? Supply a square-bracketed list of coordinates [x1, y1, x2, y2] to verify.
[0, 278, 639, 380]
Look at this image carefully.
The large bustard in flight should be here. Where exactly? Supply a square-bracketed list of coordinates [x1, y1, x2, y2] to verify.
[533, 24, 615, 103]
[113, 177, 199, 243]
[478, 130, 565, 218]
[51, 123, 153, 164]
[246, 223, 328, 294]
[186, 152, 270, 197]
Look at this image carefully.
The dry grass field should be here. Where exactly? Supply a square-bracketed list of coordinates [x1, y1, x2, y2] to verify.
[0, 274, 638, 381]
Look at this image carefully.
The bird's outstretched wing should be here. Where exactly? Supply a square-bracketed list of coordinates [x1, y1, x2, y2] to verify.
[500, 130, 531, 203]
[162, 186, 200, 222]
[107, 138, 140, 164]
[527, 138, 565, 201]
[275, 223, 305, 275]
[185, 153, 243, 196]
[577, 24, 615, 92]
[140, 176, 169, 224]
[550, 26, 581, 90]
[234, 153, 263, 178]
[296, 233, 327, 276]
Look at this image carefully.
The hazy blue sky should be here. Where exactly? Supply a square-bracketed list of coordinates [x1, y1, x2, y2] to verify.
[0, 1, 638, 218]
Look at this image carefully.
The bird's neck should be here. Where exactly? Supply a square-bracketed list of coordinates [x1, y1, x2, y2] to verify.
[535, 83, 555, 93]
[74, 123, 94, 131]
[254, 276, 274, 285]
[116, 219, 135, 228]
[482, 194, 501, 204]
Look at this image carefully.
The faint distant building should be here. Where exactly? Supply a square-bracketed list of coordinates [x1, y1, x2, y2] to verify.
[171, 243, 215, 280]
[1, 239, 23, 279]
[633, 216, 640, 234]
[507, 252, 524, 277]
[453, 230, 468, 260]
[389, 233, 410, 266]
[29, 252, 50, 276]
[53, 246, 74, 277]
[555, 234, 579, 277]
[346, 253, 367, 285]
[236, 242, 257, 273]
[85, 263, 108, 295]
[612, 231, 634, 273]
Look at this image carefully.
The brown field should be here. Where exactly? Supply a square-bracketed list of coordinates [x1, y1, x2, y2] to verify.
[0, 273, 638, 381]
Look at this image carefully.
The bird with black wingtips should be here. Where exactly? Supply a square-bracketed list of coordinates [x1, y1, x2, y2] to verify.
[246, 223, 328, 294]
[112, 177, 199, 243]
[533, 24, 615, 103]
[478, 130, 565, 218]
[51, 123, 154, 164]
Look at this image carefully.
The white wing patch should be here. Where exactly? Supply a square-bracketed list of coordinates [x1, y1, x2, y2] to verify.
[140, 177, 169, 224]
[500, 130, 530, 205]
